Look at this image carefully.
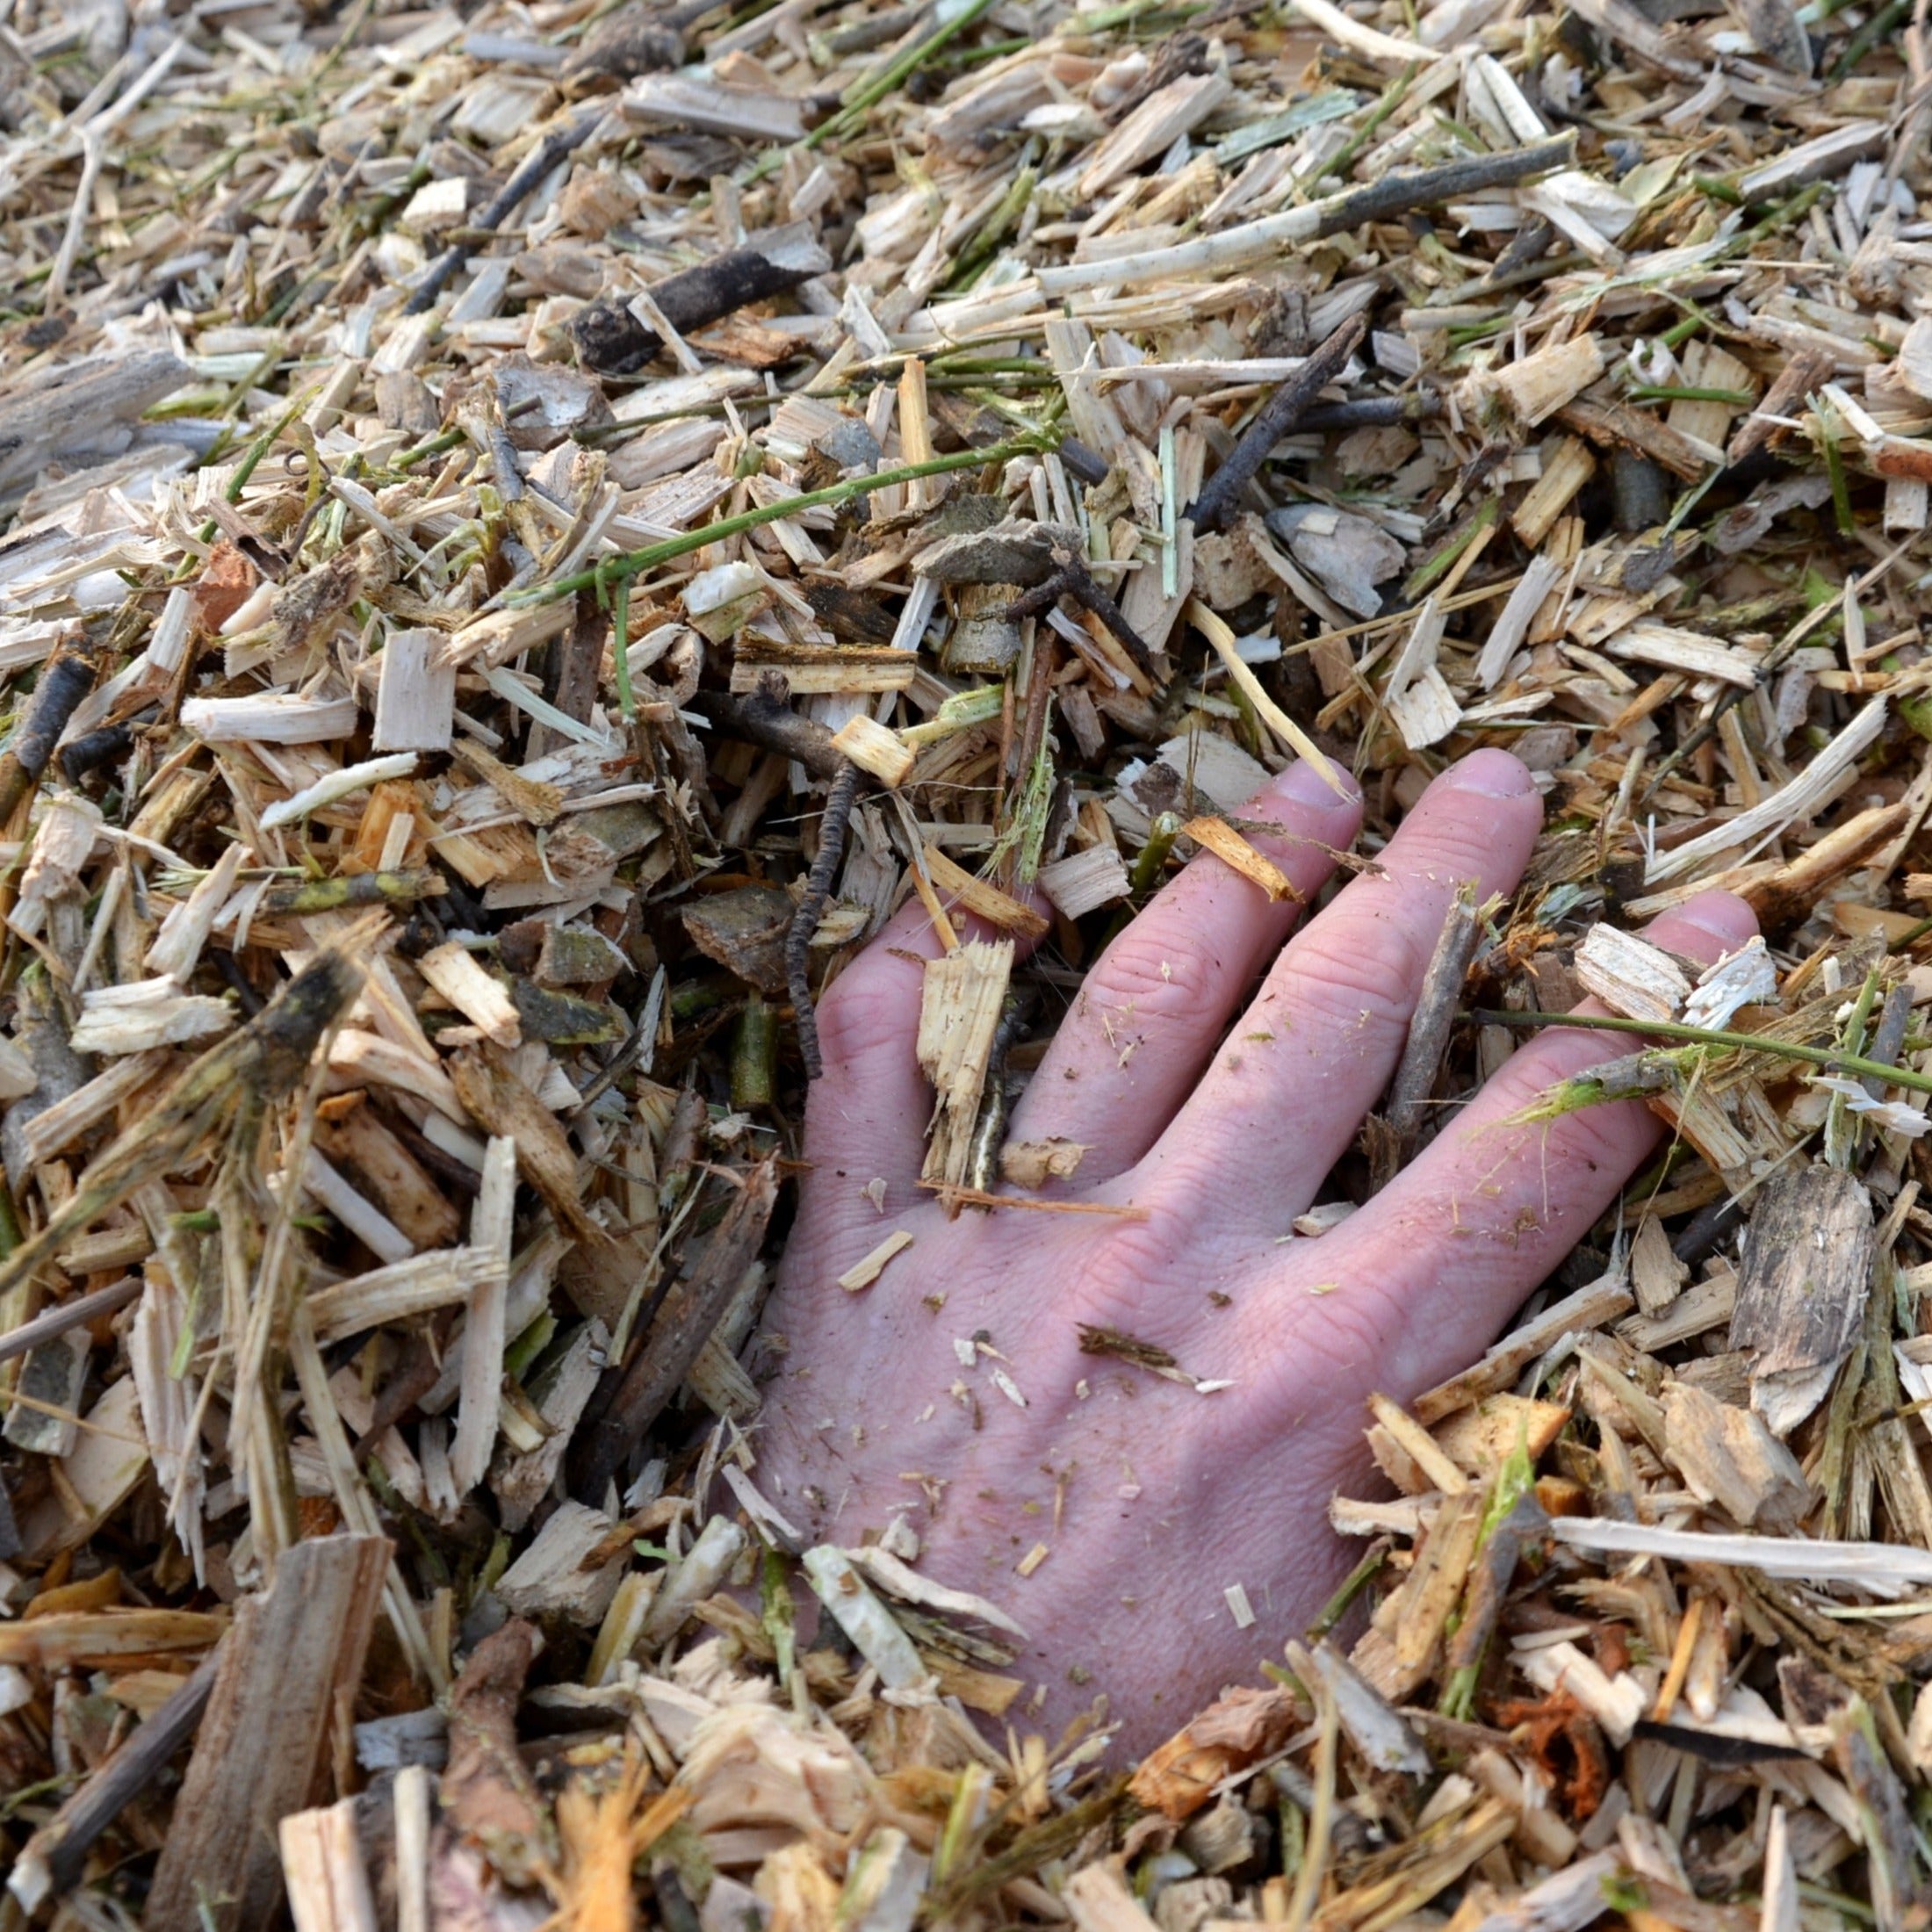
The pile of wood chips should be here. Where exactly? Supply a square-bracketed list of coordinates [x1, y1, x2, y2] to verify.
[14, 0, 1932, 1927]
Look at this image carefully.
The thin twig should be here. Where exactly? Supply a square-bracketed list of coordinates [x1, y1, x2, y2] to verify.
[0, 1274, 141, 1366]
[1466, 1007, 1932, 1096]
[405, 108, 604, 316]
[1369, 883, 1481, 1188]
[1187, 315, 1368, 532]
[11, 1639, 224, 1909]
[689, 681, 849, 782]
[789, 761, 861, 1081]
[1006, 557, 1157, 675]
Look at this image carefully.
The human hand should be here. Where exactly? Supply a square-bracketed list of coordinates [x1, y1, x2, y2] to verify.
[754, 747, 1755, 1753]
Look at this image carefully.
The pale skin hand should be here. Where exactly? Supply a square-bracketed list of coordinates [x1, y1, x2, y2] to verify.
[755, 747, 1755, 1753]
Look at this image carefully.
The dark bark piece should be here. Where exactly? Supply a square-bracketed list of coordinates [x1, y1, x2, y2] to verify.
[0, 647, 99, 824]
[563, 9, 685, 78]
[1729, 1164, 1873, 1435]
[1480, 214, 1561, 287]
[58, 720, 133, 787]
[1106, 30, 1208, 120]
[2, 965, 94, 1193]
[569, 222, 833, 374]
[1673, 1193, 1743, 1267]
[1445, 1489, 1547, 1676]
[1186, 314, 1368, 532]
[560, 0, 727, 78]
[1832, 1706, 1928, 1932]
[789, 761, 861, 1078]
[144, 1534, 390, 1932]
[511, 980, 622, 1044]
[915, 519, 1082, 586]
[1778, 1652, 1849, 1727]
[681, 883, 797, 996]
[1057, 437, 1109, 486]
[805, 580, 901, 644]
[1736, 0, 1812, 70]
[571, 1158, 778, 1501]
[1862, 983, 1913, 1103]
[535, 922, 628, 986]
[1727, 349, 1832, 466]
[530, 589, 608, 761]
[373, 370, 441, 436]
[1610, 449, 1671, 532]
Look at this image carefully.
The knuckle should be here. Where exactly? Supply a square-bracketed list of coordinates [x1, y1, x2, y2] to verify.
[1235, 1286, 1391, 1420]
[1290, 1289, 1392, 1381]
[813, 962, 918, 1076]
[1058, 1207, 1192, 1328]
[1275, 913, 1429, 1040]
[1078, 927, 1222, 1034]
[1131, 1137, 1247, 1222]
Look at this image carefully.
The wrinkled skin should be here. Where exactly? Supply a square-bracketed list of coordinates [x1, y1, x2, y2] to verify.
[756, 748, 1755, 1754]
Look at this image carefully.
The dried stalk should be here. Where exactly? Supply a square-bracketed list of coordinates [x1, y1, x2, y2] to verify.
[789, 760, 862, 1081]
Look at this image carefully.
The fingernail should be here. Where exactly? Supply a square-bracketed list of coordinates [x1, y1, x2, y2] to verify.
[1441, 748, 1535, 800]
[1274, 757, 1361, 812]
[1671, 891, 1758, 952]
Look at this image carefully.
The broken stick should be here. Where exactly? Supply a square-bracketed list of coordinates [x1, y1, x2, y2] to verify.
[570, 221, 835, 374]
[789, 758, 861, 1080]
[144, 1534, 391, 1932]
[1368, 883, 1481, 1189]
[1187, 314, 1369, 532]
[571, 1158, 779, 1503]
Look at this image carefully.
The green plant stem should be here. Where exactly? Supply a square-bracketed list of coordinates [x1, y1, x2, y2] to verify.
[1628, 385, 1755, 405]
[1311, 63, 1416, 193]
[1306, 1546, 1383, 1641]
[223, 384, 321, 503]
[1819, 393, 1856, 535]
[1466, 1007, 1932, 1097]
[1402, 495, 1498, 601]
[742, 0, 1004, 183]
[393, 424, 467, 472]
[506, 436, 1051, 607]
[611, 576, 636, 723]
[1832, 0, 1908, 80]
[1692, 172, 1746, 205]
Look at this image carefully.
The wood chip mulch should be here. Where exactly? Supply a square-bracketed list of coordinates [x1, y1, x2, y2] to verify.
[9, 0, 1932, 1927]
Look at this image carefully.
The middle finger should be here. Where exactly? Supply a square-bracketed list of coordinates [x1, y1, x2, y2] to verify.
[1132, 748, 1543, 1221]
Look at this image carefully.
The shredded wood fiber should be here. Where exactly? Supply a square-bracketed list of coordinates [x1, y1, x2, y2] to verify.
[10, 0, 1932, 1927]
